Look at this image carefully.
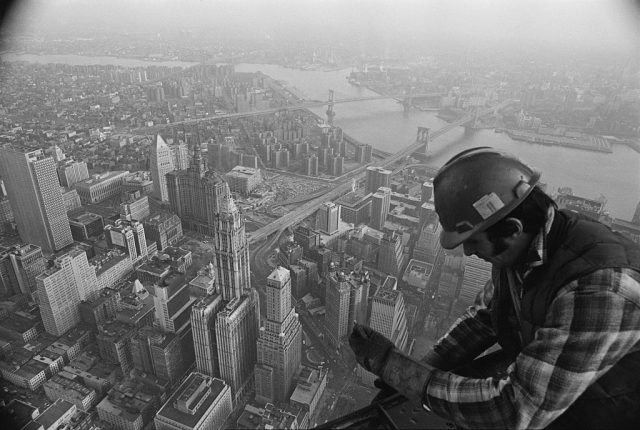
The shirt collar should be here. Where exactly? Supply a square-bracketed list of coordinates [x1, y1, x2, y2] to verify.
[521, 205, 555, 274]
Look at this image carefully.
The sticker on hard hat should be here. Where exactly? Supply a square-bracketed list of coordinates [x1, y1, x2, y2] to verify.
[473, 192, 505, 220]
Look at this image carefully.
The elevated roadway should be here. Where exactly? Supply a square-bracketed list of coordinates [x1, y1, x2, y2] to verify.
[246, 99, 515, 244]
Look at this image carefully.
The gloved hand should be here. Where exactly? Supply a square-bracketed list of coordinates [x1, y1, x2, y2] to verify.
[349, 323, 395, 376]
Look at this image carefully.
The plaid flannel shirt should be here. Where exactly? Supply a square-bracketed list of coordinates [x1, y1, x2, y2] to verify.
[421, 210, 640, 429]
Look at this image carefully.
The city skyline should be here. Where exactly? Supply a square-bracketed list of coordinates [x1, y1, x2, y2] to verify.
[0, 0, 638, 428]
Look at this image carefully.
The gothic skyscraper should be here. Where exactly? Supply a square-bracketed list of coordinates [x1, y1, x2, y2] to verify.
[166, 135, 228, 236]
[213, 193, 251, 301]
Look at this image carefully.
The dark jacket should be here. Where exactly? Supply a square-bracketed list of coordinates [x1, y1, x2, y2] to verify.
[492, 209, 640, 429]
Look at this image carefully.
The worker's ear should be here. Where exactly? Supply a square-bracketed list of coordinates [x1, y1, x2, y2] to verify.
[503, 217, 523, 238]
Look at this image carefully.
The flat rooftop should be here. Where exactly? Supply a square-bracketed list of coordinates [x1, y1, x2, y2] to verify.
[156, 372, 228, 427]
[227, 165, 259, 177]
[336, 190, 372, 207]
[70, 212, 103, 224]
[76, 171, 128, 187]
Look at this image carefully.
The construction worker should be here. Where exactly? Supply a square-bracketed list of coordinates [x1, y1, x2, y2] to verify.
[350, 147, 640, 429]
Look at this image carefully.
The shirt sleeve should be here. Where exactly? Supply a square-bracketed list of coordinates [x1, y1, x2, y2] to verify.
[422, 269, 640, 429]
[423, 278, 497, 370]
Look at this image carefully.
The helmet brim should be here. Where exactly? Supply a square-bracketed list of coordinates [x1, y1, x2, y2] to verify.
[440, 228, 475, 250]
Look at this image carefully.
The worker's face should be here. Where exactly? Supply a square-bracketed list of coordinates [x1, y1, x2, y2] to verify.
[461, 231, 523, 268]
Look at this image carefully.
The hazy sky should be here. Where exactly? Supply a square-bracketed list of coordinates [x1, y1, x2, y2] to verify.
[3, 0, 639, 57]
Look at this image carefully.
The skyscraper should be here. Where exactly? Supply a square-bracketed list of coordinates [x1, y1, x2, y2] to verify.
[216, 291, 260, 403]
[324, 269, 369, 349]
[370, 187, 391, 230]
[455, 255, 492, 315]
[359, 276, 409, 385]
[7, 244, 46, 299]
[152, 272, 196, 335]
[57, 159, 89, 188]
[166, 143, 229, 237]
[191, 293, 224, 378]
[0, 145, 73, 254]
[369, 281, 409, 353]
[37, 247, 98, 336]
[316, 202, 340, 235]
[105, 220, 148, 263]
[150, 134, 175, 202]
[365, 166, 392, 194]
[255, 267, 302, 404]
[212, 194, 251, 301]
[378, 231, 405, 277]
[170, 141, 190, 171]
[131, 326, 184, 384]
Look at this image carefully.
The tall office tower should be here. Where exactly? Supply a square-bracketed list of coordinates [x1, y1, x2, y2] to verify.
[328, 155, 344, 176]
[212, 194, 251, 301]
[369, 285, 409, 354]
[150, 134, 175, 202]
[216, 291, 260, 403]
[153, 272, 196, 335]
[255, 267, 302, 404]
[191, 293, 224, 377]
[303, 154, 318, 176]
[37, 247, 98, 336]
[105, 220, 148, 263]
[8, 244, 46, 298]
[166, 143, 230, 237]
[324, 270, 369, 349]
[378, 231, 406, 277]
[131, 326, 184, 384]
[455, 255, 492, 315]
[0, 146, 73, 254]
[154, 372, 233, 430]
[57, 159, 90, 188]
[293, 226, 320, 254]
[354, 143, 373, 163]
[315, 202, 340, 235]
[421, 181, 434, 203]
[170, 142, 190, 171]
[413, 222, 442, 265]
[358, 277, 409, 385]
[370, 187, 391, 230]
[365, 166, 392, 194]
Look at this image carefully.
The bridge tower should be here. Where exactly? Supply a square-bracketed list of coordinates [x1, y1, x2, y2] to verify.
[464, 107, 481, 135]
[326, 89, 336, 126]
[417, 127, 430, 153]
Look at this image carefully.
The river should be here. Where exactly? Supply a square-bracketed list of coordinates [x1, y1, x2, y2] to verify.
[235, 63, 640, 221]
[1, 53, 637, 219]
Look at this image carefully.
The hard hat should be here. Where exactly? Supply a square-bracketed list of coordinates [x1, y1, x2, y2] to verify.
[433, 147, 541, 249]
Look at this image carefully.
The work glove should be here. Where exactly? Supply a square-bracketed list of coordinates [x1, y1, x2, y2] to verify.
[349, 323, 395, 376]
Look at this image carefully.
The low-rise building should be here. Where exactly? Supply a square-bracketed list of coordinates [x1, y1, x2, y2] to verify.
[225, 166, 262, 196]
[92, 250, 134, 290]
[154, 372, 232, 430]
[144, 212, 183, 251]
[97, 378, 163, 430]
[69, 212, 104, 241]
[289, 366, 328, 418]
[43, 373, 98, 411]
[35, 399, 77, 430]
[75, 171, 129, 204]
